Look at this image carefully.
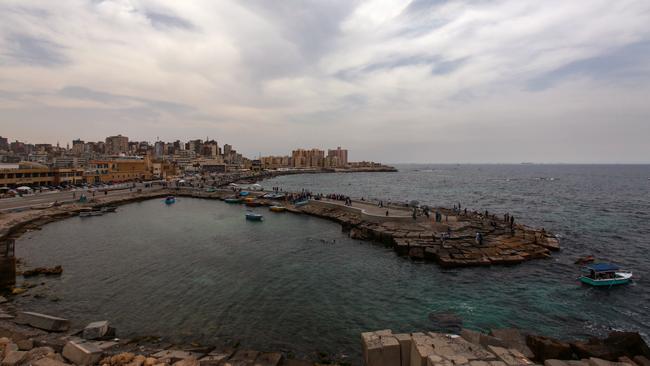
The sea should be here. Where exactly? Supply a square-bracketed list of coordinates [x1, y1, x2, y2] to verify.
[14, 164, 650, 363]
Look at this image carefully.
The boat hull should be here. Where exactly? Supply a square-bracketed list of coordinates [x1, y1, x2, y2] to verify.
[580, 276, 631, 286]
[270, 206, 285, 212]
[245, 214, 263, 221]
[225, 198, 242, 204]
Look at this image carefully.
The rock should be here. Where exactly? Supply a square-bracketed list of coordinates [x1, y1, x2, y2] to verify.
[487, 346, 533, 366]
[82, 320, 110, 340]
[16, 339, 33, 351]
[634, 356, 650, 366]
[1, 351, 27, 366]
[490, 329, 534, 359]
[229, 350, 259, 366]
[545, 360, 569, 366]
[428, 312, 463, 334]
[62, 340, 103, 366]
[130, 354, 147, 366]
[461, 329, 509, 349]
[282, 360, 312, 366]
[588, 358, 624, 366]
[26, 346, 56, 361]
[152, 351, 204, 364]
[572, 341, 617, 361]
[618, 356, 637, 366]
[144, 358, 158, 366]
[22, 266, 63, 277]
[604, 333, 650, 359]
[14, 312, 70, 332]
[0, 297, 7, 304]
[394, 334, 412, 366]
[0, 314, 14, 320]
[199, 349, 235, 366]
[253, 352, 282, 366]
[527, 335, 573, 361]
[172, 358, 199, 366]
[32, 357, 71, 366]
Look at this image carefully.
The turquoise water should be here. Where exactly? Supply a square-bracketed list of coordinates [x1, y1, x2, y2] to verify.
[14, 165, 650, 362]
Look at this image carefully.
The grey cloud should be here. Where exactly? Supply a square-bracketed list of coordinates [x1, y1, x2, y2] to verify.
[335, 55, 466, 80]
[58, 86, 194, 114]
[145, 11, 195, 31]
[527, 41, 650, 91]
[2, 34, 68, 67]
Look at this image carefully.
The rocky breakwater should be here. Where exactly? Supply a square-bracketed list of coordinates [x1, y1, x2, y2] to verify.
[0, 300, 327, 366]
[362, 328, 650, 366]
[294, 201, 559, 268]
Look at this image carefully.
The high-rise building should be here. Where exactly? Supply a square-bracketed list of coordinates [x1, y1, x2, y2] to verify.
[0, 137, 8, 151]
[105, 135, 129, 155]
[72, 139, 85, 155]
[327, 147, 348, 167]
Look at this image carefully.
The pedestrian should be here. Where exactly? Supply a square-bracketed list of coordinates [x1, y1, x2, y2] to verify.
[73, 192, 76, 199]
[104, 190, 107, 195]
[385, 210, 389, 216]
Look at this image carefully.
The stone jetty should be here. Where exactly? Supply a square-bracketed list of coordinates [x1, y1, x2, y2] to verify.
[361, 328, 650, 366]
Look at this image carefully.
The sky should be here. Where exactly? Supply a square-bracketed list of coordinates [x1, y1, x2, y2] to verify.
[1, 0, 650, 163]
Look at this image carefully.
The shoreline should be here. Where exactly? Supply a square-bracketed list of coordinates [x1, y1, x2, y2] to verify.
[0, 188, 647, 366]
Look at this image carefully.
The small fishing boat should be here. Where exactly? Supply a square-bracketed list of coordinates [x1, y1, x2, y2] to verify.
[579, 263, 633, 286]
[101, 206, 117, 213]
[225, 197, 242, 204]
[245, 212, 263, 221]
[239, 191, 250, 197]
[90, 211, 104, 216]
[269, 205, 286, 212]
[79, 211, 92, 217]
[165, 196, 176, 204]
[294, 200, 309, 207]
[245, 201, 261, 207]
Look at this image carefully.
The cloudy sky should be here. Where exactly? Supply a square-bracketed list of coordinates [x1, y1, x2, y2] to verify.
[1, 0, 650, 163]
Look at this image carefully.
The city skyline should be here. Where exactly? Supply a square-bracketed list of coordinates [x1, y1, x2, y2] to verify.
[2, 1, 650, 163]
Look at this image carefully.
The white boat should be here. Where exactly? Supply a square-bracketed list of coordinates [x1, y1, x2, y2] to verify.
[579, 263, 633, 286]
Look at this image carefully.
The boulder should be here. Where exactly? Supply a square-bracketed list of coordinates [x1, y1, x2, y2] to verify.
[634, 356, 650, 366]
[199, 349, 235, 366]
[82, 320, 110, 340]
[2, 351, 27, 366]
[490, 329, 534, 359]
[32, 358, 71, 366]
[604, 333, 650, 359]
[14, 312, 70, 332]
[617, 356, 637, 366]
[588, 358, 626, 366]
[545, 360, 570, 366]
[527, 335, 573, 361]
[173, 358, 199, 366]
[253, 352, 282, 366]
[152, 350, 204, 363]
[62, 340, 103, 366]
[16, 339, 33, 351]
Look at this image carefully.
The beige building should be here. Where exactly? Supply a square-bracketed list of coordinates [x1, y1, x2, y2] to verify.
[327, 147, 348, 167]
[105, 135, 129, 155]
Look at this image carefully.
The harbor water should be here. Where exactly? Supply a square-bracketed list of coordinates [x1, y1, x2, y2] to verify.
[15, 164, 650, 362]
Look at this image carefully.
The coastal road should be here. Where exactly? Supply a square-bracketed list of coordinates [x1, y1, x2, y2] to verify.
[0, 185, 165, 212]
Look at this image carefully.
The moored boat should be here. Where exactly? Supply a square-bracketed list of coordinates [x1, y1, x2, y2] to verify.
[225, 197, 242, 204]
[579, 263, 633, 286]
[294, 200, 309, 207]
[245, 201, 261, 207]
[245, 212, 263, 221]
[239, 191, 250, 197]
[165, 196, 176, 204]
[101, 206, 117, 213]
[269, 205, 286, 212]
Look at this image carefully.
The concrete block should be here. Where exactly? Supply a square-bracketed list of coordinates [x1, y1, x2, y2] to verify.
[82, 320, 110, 340]
[395, 334, 413, 366]
[1, 351, 27, 366]
[588, 358, 618, 366]
[62, 340, 103, 366]
[381, 336, 401, 366]
[228, 350, 259, 366]
[14, 312, 70, 332]
[363, 332, 382, 366]
[253, 352, 282, 366]
[411, 343, 435, 366]
[90, 340, 118, 351]
[426, 355, 444, 366]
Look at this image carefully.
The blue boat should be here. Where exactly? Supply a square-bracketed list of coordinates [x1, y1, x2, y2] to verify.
[165, 196, 176, 204]
[239, 191, 250, 197]
[245, 212, 263, 221]
[580, 263, 633, 286]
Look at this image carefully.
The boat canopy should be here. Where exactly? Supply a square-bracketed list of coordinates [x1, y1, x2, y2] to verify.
[585, 263, 620, 272]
